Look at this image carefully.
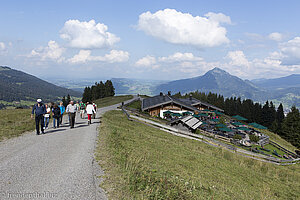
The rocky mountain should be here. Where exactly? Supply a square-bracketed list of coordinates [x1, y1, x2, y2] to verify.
[0, 66, 81, 102]
[156, 67, 267, 100]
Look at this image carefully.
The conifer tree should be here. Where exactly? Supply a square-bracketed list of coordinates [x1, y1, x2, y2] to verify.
[67, 94, 71, 104]
[281, 106, 300, 148]
[62, 96, 68, 107]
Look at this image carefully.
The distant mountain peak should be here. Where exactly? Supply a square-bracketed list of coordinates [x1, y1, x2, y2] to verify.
[207, 67, 229, 75]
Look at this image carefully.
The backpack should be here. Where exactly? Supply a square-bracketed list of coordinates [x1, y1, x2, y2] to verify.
[80, 103, 85, 110]
[53, 107, 61, 117]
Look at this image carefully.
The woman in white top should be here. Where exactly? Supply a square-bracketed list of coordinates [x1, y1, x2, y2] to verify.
[85, 102, 95, 125]
[44, 104, 51, 129]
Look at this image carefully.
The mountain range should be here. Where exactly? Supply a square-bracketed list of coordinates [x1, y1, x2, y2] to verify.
[155, 67, 300, 108]
[0, 66, 81, 103]
[7, 65, 298, 109]
[156, 68, 268, 101]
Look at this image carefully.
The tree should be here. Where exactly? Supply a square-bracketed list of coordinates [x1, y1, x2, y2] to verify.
[82, 87, 92, 102]
[276, 103, 285, 124]
[104, 80, 115, 97]
[67, 94, 71, 104]
[62, 96, 68, 107]
[281, 106, 300, 148]
[271, 103, 285, 134]
[82, 80, 115, 102]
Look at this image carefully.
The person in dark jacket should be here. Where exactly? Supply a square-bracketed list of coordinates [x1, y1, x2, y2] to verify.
[31, 99, 46, 135]
[52, 104, 61, 128]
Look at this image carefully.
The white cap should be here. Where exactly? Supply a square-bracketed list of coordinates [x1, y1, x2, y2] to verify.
[37, 99, 42, 103]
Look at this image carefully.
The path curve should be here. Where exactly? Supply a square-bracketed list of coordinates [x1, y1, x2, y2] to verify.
[0, 96, 137, 200]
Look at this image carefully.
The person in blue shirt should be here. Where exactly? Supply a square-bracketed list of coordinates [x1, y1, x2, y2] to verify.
[58, 102, 65, 125]
[31, 99, 46, 135]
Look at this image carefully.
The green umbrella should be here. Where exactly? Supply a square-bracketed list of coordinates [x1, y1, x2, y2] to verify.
[232, 115, 247, 121]
[211, 118, 220, 122]
[236, 127, 251, 131]
[219, 127, 232, 132]
[163, 110, 172, 115]
[248, 122, 267, 129]
[232, 122, 244, 126]
[171, 113, 182, 117]
[193, 114, 199, 118]
[216, 124, 227, 128]
[198, 113, 209, 117]
[182, 111, 192, 115]
[213, 111, 224, 115]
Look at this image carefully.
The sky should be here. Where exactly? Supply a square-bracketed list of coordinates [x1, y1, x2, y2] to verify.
[1, 0, 300, 81]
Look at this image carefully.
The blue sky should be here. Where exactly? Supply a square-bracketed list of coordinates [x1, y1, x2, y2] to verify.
[1, 0, 300, 80]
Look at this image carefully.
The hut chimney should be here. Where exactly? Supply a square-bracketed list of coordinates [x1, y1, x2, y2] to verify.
[160, 92, 163, 96]
[189, 94, 192, 100]
[168, 91, 171, 96]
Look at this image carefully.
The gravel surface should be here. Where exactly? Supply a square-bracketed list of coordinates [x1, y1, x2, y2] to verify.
[0, 97, 136, 200]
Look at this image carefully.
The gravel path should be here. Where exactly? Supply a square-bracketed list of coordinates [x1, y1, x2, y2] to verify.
[0, 97, 136, 200]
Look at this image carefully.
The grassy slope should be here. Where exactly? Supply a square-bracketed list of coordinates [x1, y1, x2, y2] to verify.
[125, 99, 141, 110]
[96, 110, 300, 200]
[94, 95, 133, 108]
[259, 129, 297, 152]
[0, 109, 35, 141]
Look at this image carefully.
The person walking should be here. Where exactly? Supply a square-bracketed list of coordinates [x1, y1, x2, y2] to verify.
[92, 102, 97, 119]
[31, 99, 46, 135]
[85, 102, 95, 125]
[79, 101, 86, 119]
[76, 101, 80, 113]
[52, 104, 61, 128]
[58, 102, 65, 125]
[66, 101, 77, 128]
[44, 104, 51, 129]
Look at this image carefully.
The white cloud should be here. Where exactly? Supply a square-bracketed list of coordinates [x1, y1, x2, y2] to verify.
[67, 50, 91, 63]
[0, 42, 6, 51]
[159, 52, 203, 62]
[226, 51, 250, 67]
[222, 49, 300, 79]
[100, 50, 129, 63]
[60, 19, 120, 49]
[135, 52, 206, 73]
[135, 55, 156, 67]
[68, 49, 129, 64]
[134, 51, 300, 80]
[30, 40, 65, 61]
[137, 9, 230, 48]
[204, 12, 232, 24]
[279, 37, 300, 64]
[268, 32, 283, 41]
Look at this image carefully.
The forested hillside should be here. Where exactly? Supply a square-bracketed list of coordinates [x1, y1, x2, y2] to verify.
[0, 66, 81, 102]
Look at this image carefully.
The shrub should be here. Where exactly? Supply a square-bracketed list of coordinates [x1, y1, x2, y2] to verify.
[233, 134, 242, 140]
[250, 134, 260, 143]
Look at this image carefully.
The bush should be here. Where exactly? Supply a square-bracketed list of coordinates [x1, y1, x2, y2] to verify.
[233, 134, 242, 140]
[249, 135, 260, 143]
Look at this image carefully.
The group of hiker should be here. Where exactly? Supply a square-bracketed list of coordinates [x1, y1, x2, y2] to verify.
[31, 99, 97, 135]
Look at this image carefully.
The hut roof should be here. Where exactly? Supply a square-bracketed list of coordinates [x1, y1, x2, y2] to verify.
[141, 94, 199, 112]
